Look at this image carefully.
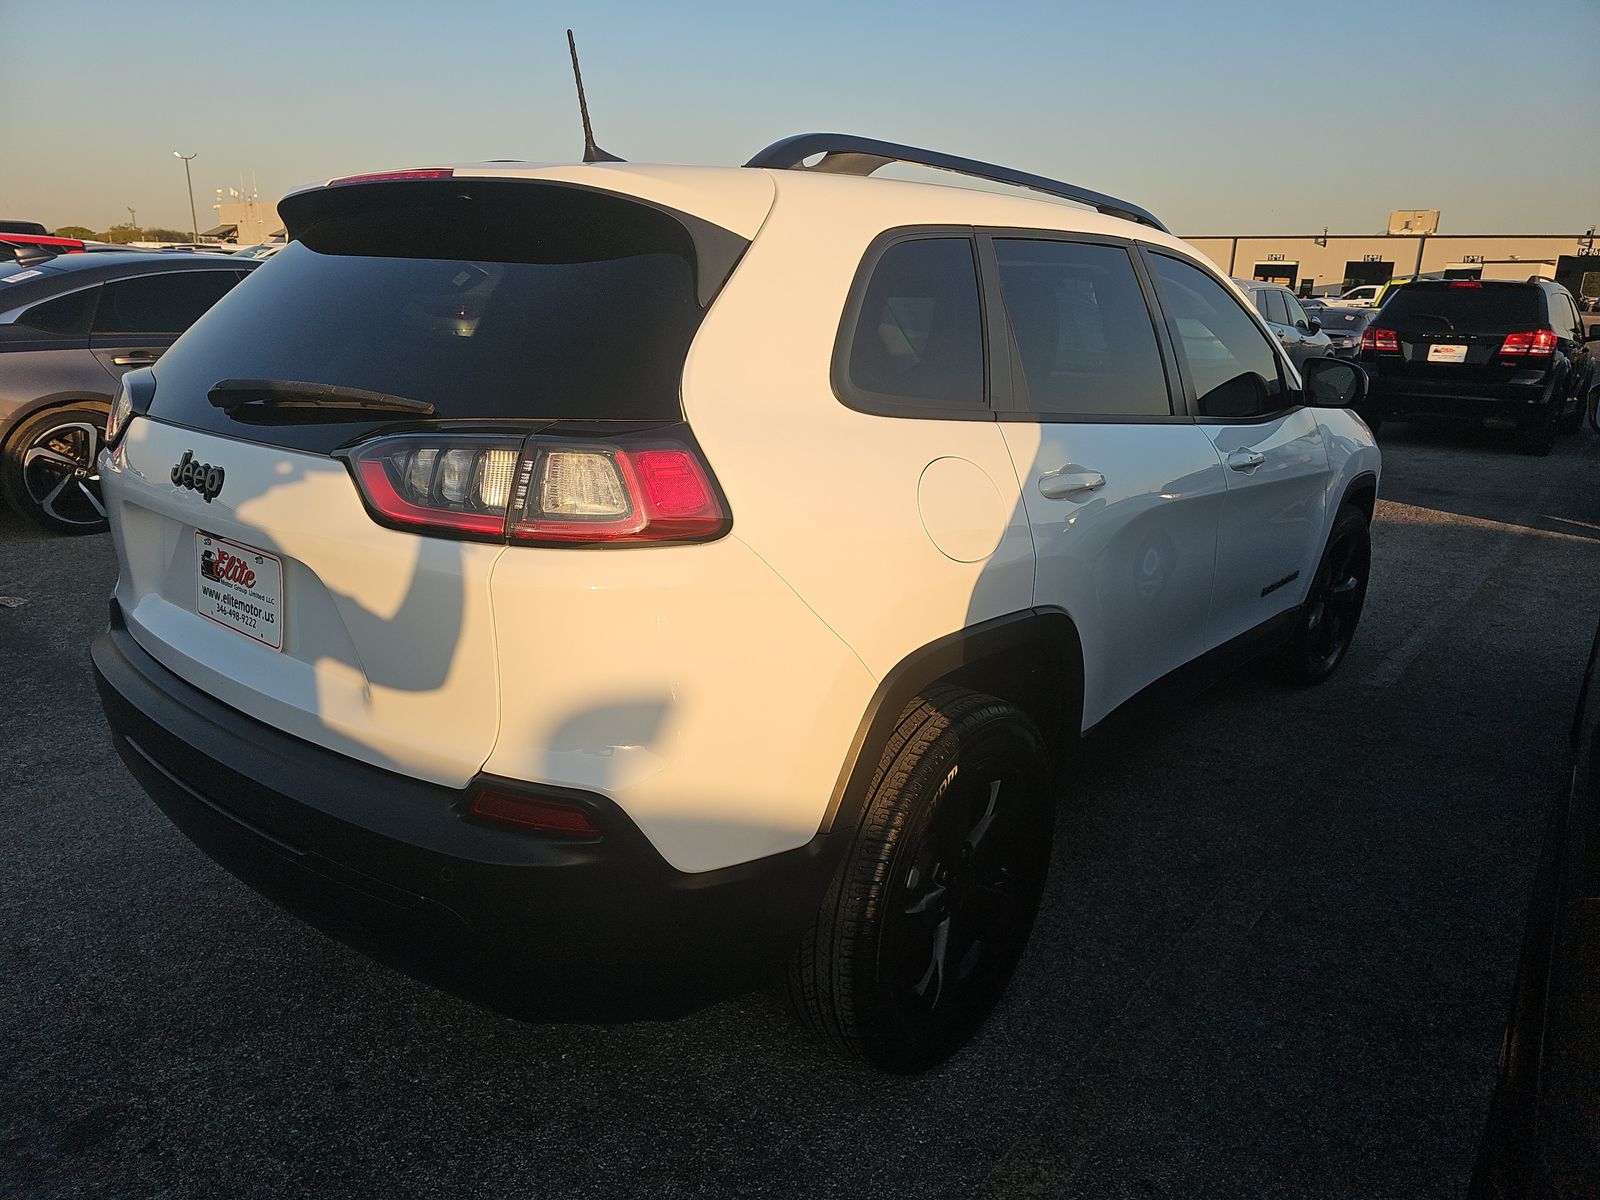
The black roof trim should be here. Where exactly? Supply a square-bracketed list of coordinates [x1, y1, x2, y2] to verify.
[744, 133, 1167, 233]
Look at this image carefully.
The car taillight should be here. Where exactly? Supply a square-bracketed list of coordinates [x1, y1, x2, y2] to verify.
[1448, 280, 1483, 288]
[1499, 329, 1558, 357]
[342, 431, 730, 547]
[1361, 327, 1400, 353]
[104, 381, 134, 450]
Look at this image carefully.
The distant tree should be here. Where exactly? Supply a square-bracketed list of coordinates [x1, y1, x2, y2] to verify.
[100, 224, 143, 244]
[144, 227, 190, 242]
[53, 225, 95, 240]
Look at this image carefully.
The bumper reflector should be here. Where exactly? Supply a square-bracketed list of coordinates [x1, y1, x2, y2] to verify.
[467, 788, 600, 837]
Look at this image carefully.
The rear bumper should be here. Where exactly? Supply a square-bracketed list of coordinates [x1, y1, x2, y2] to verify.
[1362, 369, 1554, 420]
[91, 609, 839, 1021]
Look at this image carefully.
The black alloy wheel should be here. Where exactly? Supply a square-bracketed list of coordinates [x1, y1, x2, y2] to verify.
[2, 407, 109, 533]
[1281, 503, 1371, 685]
[789, 687, 1054, 1072]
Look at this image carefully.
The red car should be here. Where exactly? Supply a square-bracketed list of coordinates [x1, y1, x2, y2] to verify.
[0, 233, 86, 261]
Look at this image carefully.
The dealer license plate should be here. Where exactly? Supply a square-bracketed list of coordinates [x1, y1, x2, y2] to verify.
[195, 532, 283, 650]
[1427, 344, 1468, 364]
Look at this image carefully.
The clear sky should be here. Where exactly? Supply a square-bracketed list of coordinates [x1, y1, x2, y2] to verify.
[3, 0, 1596, 236]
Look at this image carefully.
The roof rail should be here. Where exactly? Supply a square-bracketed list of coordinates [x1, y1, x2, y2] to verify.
[744, 133, 1167, 233]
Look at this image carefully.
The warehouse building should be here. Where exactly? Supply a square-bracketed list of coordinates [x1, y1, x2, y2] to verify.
[1184, 212, 1598, 301]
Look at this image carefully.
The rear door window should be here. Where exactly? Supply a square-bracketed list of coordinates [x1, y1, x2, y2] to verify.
[1149, 253, 1286, 419]
[841, 237, 985, 412]
[94, 271, 241, 335]
[993, 238, 1170, 417]
[1262, 289, 1291, 326]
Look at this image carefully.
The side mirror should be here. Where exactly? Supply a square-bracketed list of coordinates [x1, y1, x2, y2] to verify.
[1302, 356, 1367, 408]
[1584, 326, 1600, 343]
[1305, 319, 1321, 334]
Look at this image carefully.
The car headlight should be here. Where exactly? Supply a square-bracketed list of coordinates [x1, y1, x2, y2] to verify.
[104, 380, 134, 450]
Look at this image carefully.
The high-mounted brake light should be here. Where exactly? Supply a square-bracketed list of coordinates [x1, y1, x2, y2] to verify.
[342, 431, 730, 547]
[1361, 327, 1400, 353]
[1448, 280, 1483, 288]
[1499, 329, 1558, 357]
[329, 168, 455, 186]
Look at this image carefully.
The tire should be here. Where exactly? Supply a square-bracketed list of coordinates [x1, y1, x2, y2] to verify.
[1277, 503, 1371, 686]
[1558, 396, 1583, 435]
[788, 686, 1054, 1072]
[1, 404, 109, 534]
[1517, 401, 1558, 456]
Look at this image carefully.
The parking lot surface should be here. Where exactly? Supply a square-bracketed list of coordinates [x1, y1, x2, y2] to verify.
[2, 422, 1597, 1199]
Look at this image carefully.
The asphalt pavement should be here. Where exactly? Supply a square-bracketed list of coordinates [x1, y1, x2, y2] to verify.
[2, 419, 1597, 1199]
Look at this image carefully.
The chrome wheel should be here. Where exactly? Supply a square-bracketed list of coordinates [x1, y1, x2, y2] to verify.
[22, 419, 105, 529]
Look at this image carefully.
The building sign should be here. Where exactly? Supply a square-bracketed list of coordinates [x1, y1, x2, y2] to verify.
[1461, 254, 1484, 263]
[1265, 253, 1286, 261]
[1388, 209, 1441, 235]
[1362, 254, 1384, 262]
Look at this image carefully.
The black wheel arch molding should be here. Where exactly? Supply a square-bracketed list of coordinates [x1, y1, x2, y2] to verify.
[819, 607, 1086, 835]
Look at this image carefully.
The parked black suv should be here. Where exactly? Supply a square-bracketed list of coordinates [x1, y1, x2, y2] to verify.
[1357, 280, 1597, 453]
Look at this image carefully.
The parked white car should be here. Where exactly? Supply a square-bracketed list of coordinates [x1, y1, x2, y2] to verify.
[1329, 283, 1383, 308]
[92, 136, 1380, 1071]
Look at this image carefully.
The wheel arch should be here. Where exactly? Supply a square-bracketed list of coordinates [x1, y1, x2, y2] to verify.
[820, 607, 1085, 834]
[1, 389, 114, 450]
[1339, 469, 1379, 523]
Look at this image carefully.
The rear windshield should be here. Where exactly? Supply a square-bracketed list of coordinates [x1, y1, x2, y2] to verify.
[1380, 283, 1543, 332]
[1316, 308, 1370, 331]
[148, 182, 725, 451]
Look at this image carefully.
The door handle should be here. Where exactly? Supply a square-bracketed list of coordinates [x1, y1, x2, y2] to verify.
[111, 352, 160, 366]
[1227, 450, 1266, 472]
[1038, 467, 1106, 500]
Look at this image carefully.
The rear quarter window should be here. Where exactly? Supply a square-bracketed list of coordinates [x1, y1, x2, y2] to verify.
[837, 236, 985, 415]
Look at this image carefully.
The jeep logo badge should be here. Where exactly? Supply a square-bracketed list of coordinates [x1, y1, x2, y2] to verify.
[171, 450, 225, 502]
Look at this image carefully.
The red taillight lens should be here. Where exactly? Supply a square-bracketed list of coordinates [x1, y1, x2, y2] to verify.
[342, 432, 729, 546]
[1500, 329, 1558, 357]
[329, 168, 454, 186]
[466, 788, 599, 837]
[510, 441, 725, 545]
[1448, 280, 1483, 288]
[1361, 327, 1400, 353]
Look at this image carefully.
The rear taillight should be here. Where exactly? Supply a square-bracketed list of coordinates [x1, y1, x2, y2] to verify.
[1361, 327, 1400, 353]
[1499, 329, 1558, 357]
[104, 381, 134, 450]
[1448, 280, 1483, 288]
[342, 431, 730, 547]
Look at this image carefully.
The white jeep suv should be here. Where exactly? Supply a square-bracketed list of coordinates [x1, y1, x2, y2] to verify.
[92, 135, 1379, 1072]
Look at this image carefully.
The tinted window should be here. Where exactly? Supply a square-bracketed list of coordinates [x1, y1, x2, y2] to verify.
[1262, 289, 1291, 325]
[18, 286, 99, 336]
[1150, 254, 1284, 419]
[1380, 283, 1543, 333]
[846, 238, 983, 409]
[95, 270, 241, 335]
[994, 239, 1170, 416]
[1283, 292, 1310, 327]
[150, 183, 726, 450]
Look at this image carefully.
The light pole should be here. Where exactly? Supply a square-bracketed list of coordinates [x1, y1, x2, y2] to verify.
[173, 151, 198, 245]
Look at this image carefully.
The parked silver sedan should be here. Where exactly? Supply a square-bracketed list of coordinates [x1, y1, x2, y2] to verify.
[1234, 278, 1334, 371]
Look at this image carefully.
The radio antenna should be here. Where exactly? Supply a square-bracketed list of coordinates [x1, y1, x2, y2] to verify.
[567, 29, 624, 163]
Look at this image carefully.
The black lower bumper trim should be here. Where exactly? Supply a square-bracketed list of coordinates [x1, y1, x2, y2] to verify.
[91, 615, 839, 1021]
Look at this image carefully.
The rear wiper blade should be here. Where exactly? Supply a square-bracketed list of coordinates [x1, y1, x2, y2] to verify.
[1407, 313, 1456, 332]
[208, 379, 436, 415]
